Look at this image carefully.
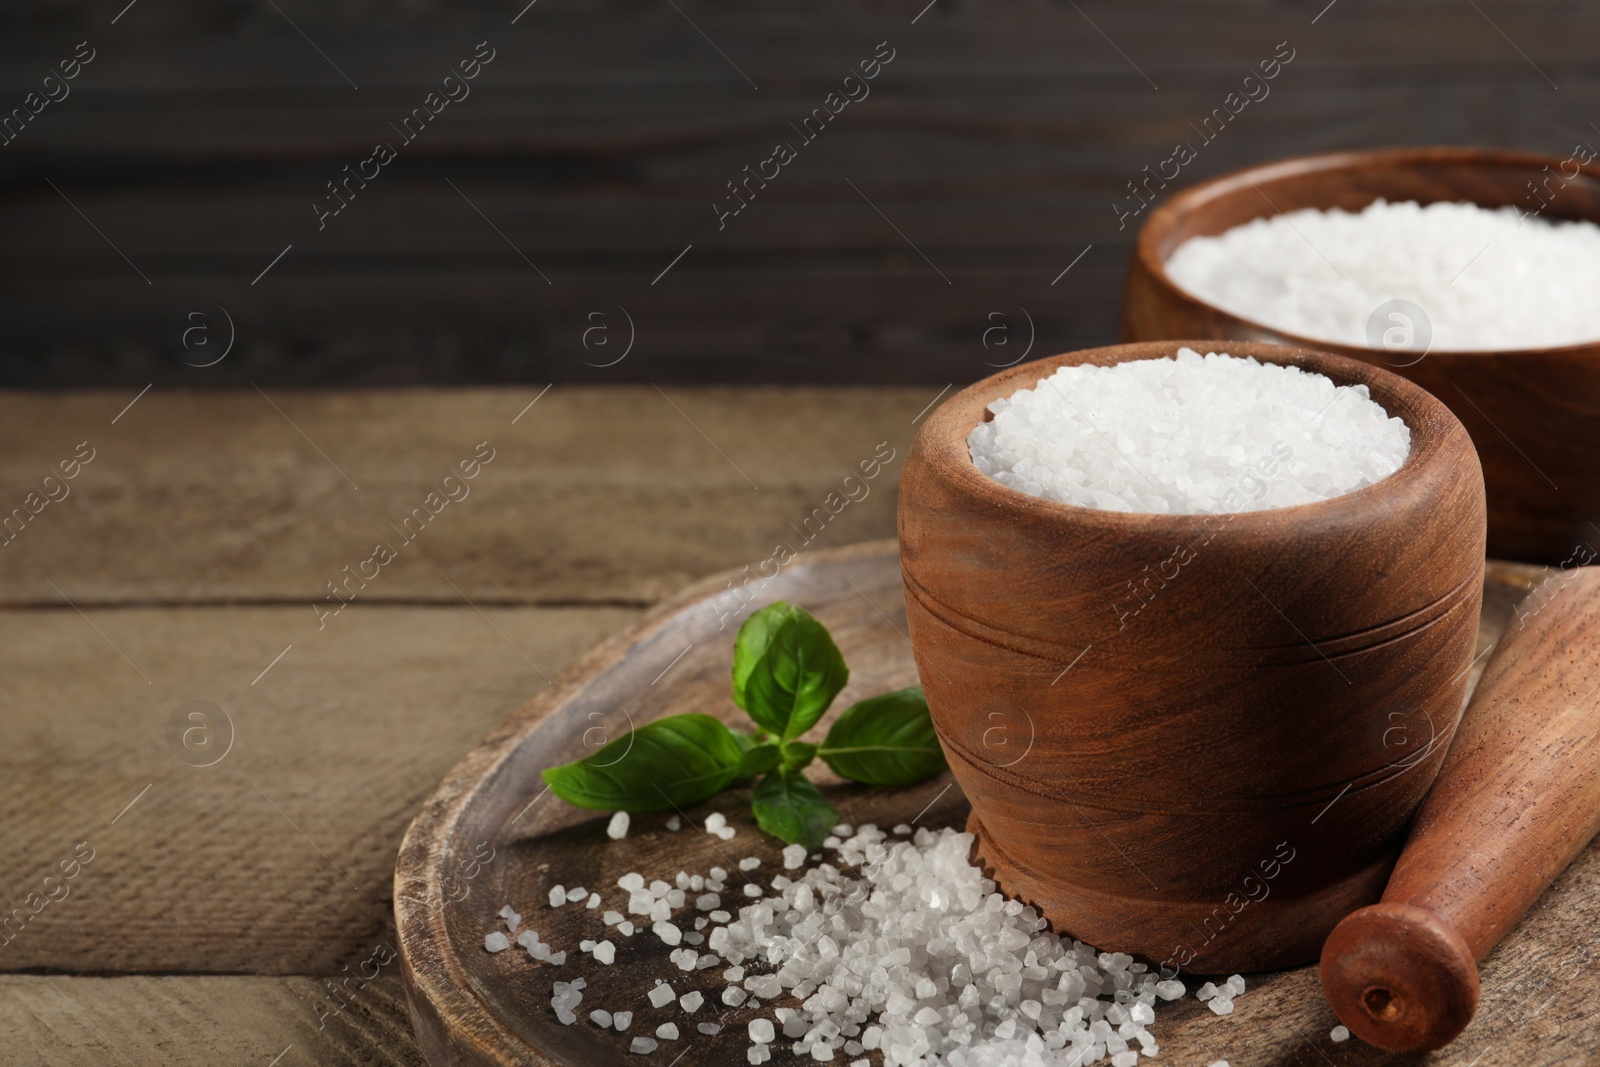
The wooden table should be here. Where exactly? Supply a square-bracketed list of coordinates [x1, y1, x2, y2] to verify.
[1, 386, 1594, 1066]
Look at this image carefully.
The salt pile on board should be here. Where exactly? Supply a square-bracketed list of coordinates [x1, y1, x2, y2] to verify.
[1165, 199, 1600, 351]
[489, 823, 1250, 1065]
[967, 348, 1408, 513]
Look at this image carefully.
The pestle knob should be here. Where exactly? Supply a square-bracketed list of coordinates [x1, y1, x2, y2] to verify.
[1320, 566, 1600, 1051]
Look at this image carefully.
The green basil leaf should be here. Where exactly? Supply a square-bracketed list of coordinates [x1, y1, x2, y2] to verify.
[780, 740, 817, 770]
[736, 742, 783, 779]
[542, 713, 746, 811]
[751, 769, 838, 850]
[732, 601, 849, 741]
[818, 687, 946, 786]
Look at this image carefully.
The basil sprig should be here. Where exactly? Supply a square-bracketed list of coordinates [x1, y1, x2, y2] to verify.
[541, 601, 947, 848]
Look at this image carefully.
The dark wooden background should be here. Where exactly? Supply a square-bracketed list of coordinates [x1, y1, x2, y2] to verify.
[0, 0, 1592, 387]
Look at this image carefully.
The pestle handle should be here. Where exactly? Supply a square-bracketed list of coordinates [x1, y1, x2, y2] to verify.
[1320, 565, 1600, 1052]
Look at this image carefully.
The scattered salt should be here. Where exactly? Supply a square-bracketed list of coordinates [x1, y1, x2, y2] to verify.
[967, 349, 1409, 514]
[492, 824, 1260, 1064]
[782, 844, 807, 869]
[1166, 199, 1600, 351]
[483, 931, 510, 953]
[1331, 1025, 1351, 1042]
[666, 815, 682, 831]
[589, 1009, 612, 1028]
[653, 921, 683, 946]
[565, 886, 588, 904]
[607, 811, 631, 840]
[739, 857, 761, 871]
[548, 885, 564, 907]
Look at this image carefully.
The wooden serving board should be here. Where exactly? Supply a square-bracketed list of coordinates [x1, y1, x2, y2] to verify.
[394, 540, 1598, 1067]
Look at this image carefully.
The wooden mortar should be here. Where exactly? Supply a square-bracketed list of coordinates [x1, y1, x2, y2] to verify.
[898, 340, 1486, 973]
[1320, 566, 1600, 1051]
[1120, 145, 1600, 565]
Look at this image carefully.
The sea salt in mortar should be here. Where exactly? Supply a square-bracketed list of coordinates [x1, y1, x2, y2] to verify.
[490, 823, 1247, 1065]
[1165, 199, 1600, 350]
[966, 349, 1409, 513]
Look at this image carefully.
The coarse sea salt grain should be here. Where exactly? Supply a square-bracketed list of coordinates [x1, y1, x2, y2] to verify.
[488, 824, 1269, 1066]
[967, 349, 1409, 514]
[1330, 1025, 1351, 1042]
[607, 811, 631, 840]
[1165, 199, 1600, 351]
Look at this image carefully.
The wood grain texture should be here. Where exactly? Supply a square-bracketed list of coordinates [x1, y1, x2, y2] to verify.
[0, 974, 425, 1066]
[3, 2, 1600, 386]
[0, 386, 922, 605]
[899, 342, 1486, 972]
[1321, 566, 1600, 1052]
[1122, 146, 1600, 565]
[0, 603, 635, 974]
[394, 541, 1575, 1067]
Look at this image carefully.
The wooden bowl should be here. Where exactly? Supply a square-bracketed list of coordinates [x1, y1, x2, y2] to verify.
[898, 340, 1486, 973]
[1121, 146, 1600, 565]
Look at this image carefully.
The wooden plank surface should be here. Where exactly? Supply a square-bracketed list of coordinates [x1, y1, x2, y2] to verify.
[0, 387, 921, 604]
[0, 603, 635, 975]
[2, 1, 1597, 385]
[0, 974, 425, 1067]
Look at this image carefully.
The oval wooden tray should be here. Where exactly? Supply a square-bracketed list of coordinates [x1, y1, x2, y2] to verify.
[395, 540, 1543, 1067]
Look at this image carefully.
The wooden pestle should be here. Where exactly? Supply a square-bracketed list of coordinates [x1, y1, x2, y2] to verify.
[1320, 566, 1600, 1052]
